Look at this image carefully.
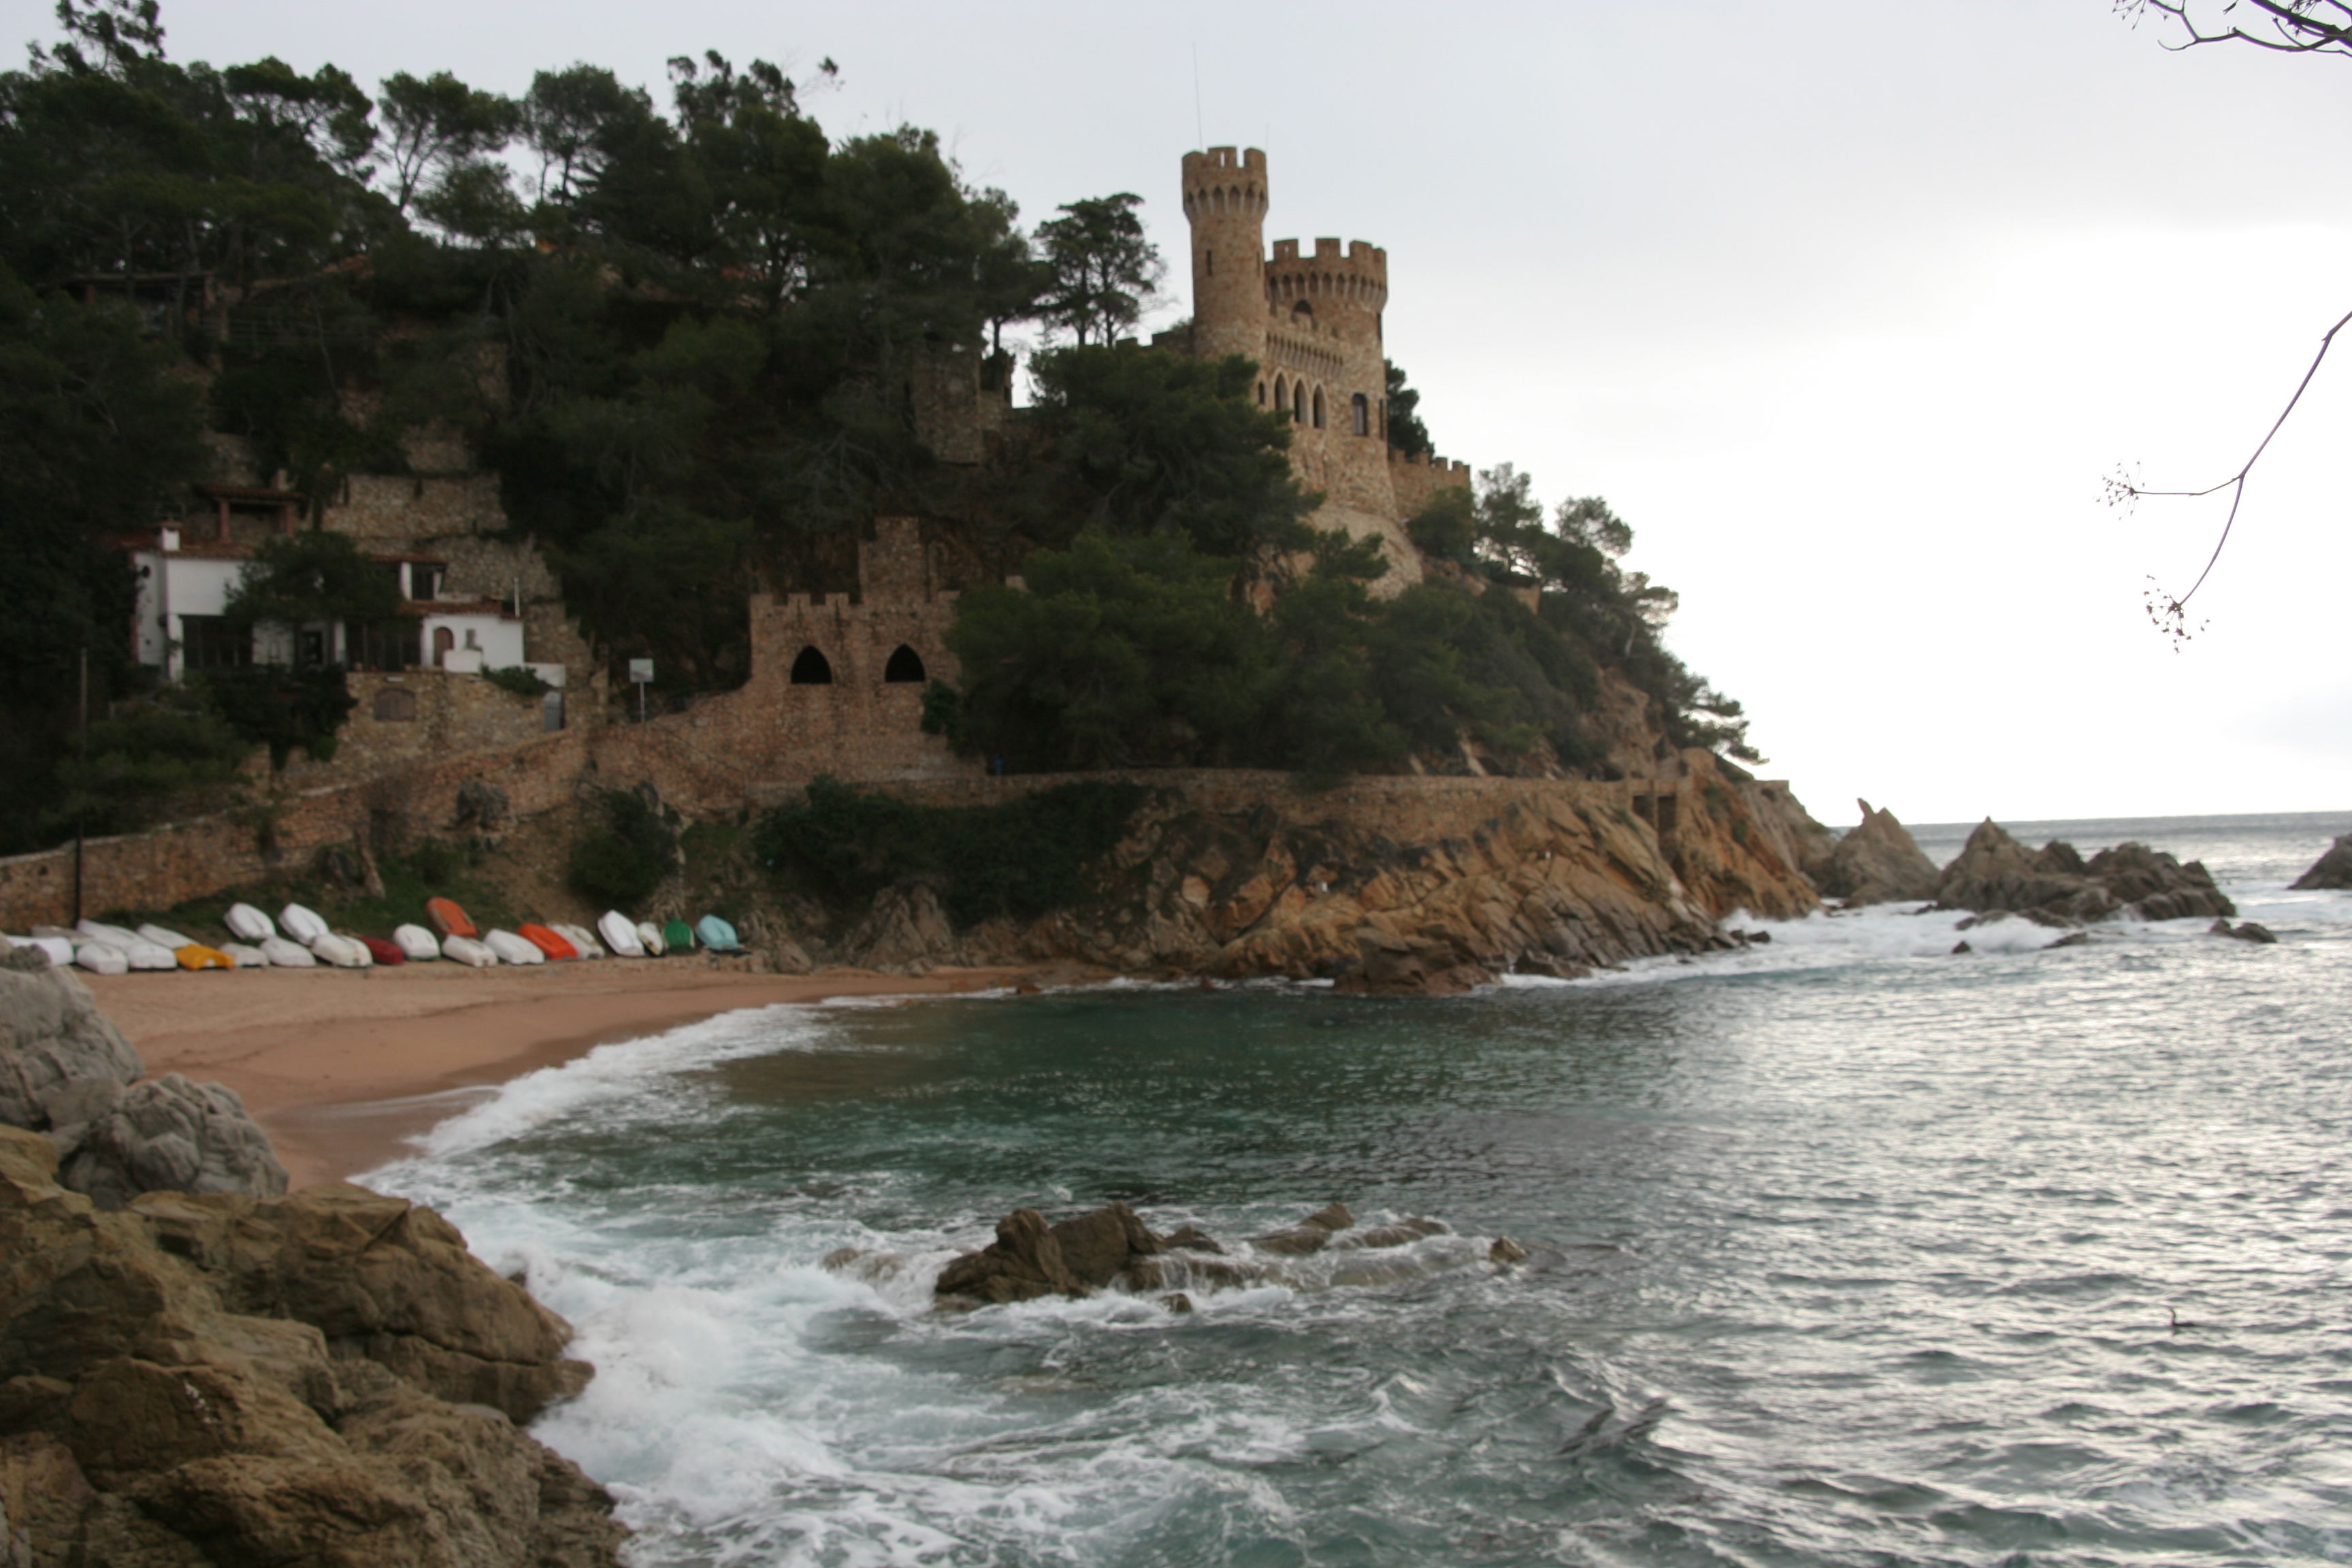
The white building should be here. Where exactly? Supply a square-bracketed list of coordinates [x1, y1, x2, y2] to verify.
[131, 527, 539, 681]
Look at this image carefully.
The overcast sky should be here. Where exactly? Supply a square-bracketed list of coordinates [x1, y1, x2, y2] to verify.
[18, 0, 2350, 826]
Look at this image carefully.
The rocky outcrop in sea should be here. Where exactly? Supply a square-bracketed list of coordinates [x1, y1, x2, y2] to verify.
[1935, 819, 2233, 924]
[907, 1200, 1526, 1312]
[1816, 799, 1940, 905]
[2290, 833, 2352, 891]
[0, 947, 626, 1567]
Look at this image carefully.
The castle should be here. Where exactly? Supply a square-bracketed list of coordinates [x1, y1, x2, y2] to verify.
[1175, 147, 1469, 587]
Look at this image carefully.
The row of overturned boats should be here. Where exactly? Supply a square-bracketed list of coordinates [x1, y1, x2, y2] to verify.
[3, 898, 749, 975]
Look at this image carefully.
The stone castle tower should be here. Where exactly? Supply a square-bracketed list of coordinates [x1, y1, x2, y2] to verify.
[1177, 146, 1467, 586]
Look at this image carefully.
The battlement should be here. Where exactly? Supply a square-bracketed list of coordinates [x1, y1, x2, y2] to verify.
[1183, 146, 1266, 178]
[1181, 146, 1269, 220]
[1266, 238, 1388, 314]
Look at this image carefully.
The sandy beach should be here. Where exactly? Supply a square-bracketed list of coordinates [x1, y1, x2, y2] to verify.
[84, 959, 1046, 1187]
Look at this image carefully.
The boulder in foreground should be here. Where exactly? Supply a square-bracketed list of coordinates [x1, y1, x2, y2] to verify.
[0, 1126, 623, 1567]
[0, 946, 288, 1209]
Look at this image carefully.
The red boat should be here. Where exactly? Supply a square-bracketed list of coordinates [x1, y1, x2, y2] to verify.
[425, 898, 478, 939]
[359, 936, 406, 966]
[519, 923, 578, 961]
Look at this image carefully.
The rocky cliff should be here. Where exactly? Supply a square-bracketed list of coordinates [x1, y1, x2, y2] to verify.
[0, 951, 625, 1568]
[832, 751, 1823, 992]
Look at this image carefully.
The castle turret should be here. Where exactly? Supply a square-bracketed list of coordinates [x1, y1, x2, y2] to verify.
[1178, 146, 1449, 595]
[1181, 147, 1269, 363]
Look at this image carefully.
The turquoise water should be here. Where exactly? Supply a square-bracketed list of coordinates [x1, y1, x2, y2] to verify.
[370, 812, 2352, 1567]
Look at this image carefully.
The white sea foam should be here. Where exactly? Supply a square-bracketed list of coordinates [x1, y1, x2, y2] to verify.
[402, 1003, 833, 1161]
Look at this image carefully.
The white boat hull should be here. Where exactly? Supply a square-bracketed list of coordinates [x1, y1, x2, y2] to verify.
[279, 904, 329, 944]
[260, 936, 316, 968]
[219, 942, 270, 968]
[392, 924, 442, 961]
[73, 943, 128, 977]
[442, 935, 498, 968]
[310, 933, 370, 968]
[484, 929, 544, 966]
[224, 902, 276, 941]
[598, 911, 647, 958]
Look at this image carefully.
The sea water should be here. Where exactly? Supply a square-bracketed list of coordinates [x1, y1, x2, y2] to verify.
[367, 811, 2352, 1567]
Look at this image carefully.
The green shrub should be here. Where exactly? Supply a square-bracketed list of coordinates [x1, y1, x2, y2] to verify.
[566, 789, 679, 909]
[483, 665, 551, 697]
[756, 777, 1147, 926]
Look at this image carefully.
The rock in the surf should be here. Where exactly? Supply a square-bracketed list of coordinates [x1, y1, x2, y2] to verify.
[1816, 799, 1940, 904]
[1935, 820, 2232, 923]
[1250, 1201, 1356, 1256]
[2290, 832, 2352, 890]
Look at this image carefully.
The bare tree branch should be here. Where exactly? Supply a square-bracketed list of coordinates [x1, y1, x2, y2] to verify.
[2105, 306, 2352, 642]
[2116, 0, 2352, 56]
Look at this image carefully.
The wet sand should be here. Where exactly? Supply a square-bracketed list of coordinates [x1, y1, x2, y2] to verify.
[84, 960, 1044, 1186]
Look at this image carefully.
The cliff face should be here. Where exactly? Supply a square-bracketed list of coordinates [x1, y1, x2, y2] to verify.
[0, 1128, 625, 1568]
[843, 752, 1824, 990]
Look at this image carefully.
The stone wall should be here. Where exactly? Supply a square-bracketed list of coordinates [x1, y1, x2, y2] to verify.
[270, 671, 548, 792]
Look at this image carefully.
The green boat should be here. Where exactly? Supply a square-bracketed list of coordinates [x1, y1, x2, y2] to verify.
[663, 917, 695, 952]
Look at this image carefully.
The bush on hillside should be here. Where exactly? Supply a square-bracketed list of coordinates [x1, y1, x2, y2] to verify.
[756, 777, 1147, 926]
[566, 789, 679, 909]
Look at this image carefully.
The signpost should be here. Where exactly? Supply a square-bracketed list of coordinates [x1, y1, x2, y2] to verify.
[629, 658, 653, 723]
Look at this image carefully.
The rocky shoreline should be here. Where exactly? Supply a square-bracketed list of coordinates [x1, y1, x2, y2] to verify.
[0, 948, 627, 1567]
[3, 790, 2326, 1562]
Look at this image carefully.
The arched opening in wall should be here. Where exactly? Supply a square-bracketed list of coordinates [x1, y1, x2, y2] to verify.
[1351, 393, 1370, 436]
[431, 626, 454, 664]
[1311, 387, 1325, 428]
[372, 687, 417, 723]
[1256, 381, 1267, 405]
[790, 645, 834, 685]
[883, 644, 926, 684]
[1273, 376, 1287, 416]
[1204, 247, 1214, 276]
[1292, 382, 1307, 423]
[1291, 298, 1313, 323]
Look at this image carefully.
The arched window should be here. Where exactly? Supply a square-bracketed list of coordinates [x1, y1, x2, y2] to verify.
[372, 687, 418, 722]
[1273, 376, 1288, 415]
[790, 645, 834, 685]
[883, 644, 926, 683]
[1292, 382, 1307, 423]
[1291, 298, 1313, 322]
[1256, 381, 1267, 406]
[1351, 393, 1370, 436]
[1312, 387, 1325, 428]
[1204, 248, 1214, 276]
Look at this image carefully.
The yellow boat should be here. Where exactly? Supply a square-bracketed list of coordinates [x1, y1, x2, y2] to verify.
[174, 944, 235, 972]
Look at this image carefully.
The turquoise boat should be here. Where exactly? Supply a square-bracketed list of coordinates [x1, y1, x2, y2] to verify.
[695, 915, 742, 953]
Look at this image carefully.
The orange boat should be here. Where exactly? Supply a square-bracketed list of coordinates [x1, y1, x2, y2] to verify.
[425, 898, 478, 939]
[519, 923, 578, 961]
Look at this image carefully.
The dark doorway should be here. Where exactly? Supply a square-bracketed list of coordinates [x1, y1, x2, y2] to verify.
[791, 645, 834, 684]
[884, 644, 926, 683]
